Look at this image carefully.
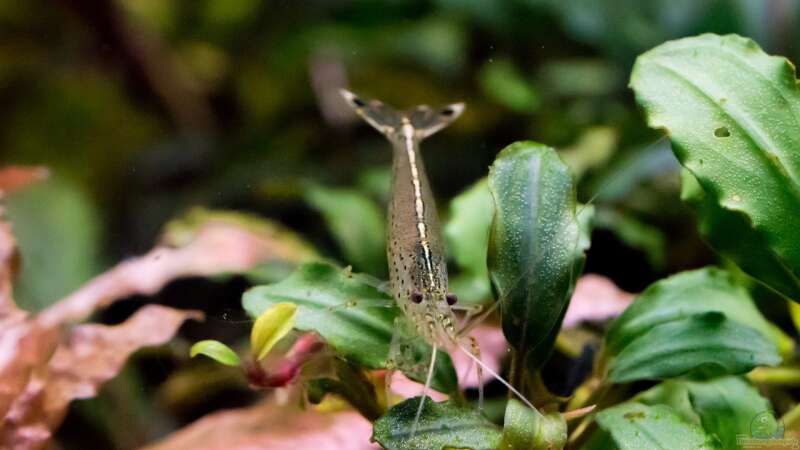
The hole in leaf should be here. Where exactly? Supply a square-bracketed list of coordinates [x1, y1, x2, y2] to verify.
[714, 127, 730, 138]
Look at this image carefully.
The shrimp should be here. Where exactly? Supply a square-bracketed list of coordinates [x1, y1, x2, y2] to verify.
[340, 90, 534, 432]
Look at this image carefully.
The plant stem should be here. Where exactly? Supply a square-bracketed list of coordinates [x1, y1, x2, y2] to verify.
[748, 366, 800, 386]
[782, 403, 800, 430]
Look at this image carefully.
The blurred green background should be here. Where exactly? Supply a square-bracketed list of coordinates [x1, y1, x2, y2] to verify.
[2, 0, 798, 448]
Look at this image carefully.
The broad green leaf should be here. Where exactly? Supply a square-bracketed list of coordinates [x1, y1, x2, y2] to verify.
[372, 397, 502, 450]
[630, 33, 800, 301]
[242, 263, 457, 393]
[190, 340, 241, 367]
[637, 377, 771, 450]
[680, 170, 800, 301]
[305, 184, 386, 276]
[500, 399, 567, 450]
[444, 178, 493, 304]
[606, 267, 790, 356]
[5, 177, 102, 311]
[488, 141, 587, 370]
[608, 312, 780, 383]
[250, 302, 297, 361]
[244, 263, 395, 368]
[595, 402, 720, 450]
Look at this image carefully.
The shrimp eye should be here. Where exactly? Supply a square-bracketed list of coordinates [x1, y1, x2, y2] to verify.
[446, 293, 458, 306]
[411, 291, 423, 303]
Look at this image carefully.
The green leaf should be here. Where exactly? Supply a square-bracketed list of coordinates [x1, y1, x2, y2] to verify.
[606, 267, 788, 356]
[372, 397, 502, 450]
[305, 184, 386, 276]
[250, 302, 297, 360]
[649, 377, 770, 450]
[680, 169, 800, 301]
[630, 33, 800, 301]
[5, 177, 102, 312]
[444, 178, 493, 304]
[608, 312, 780, 383]
[242, 263, 457, 393]
[500, 399, 567, 450]
[488, 141, 587, 370]
[595, 402, 721, 450]
[637, 377, 772, 450]
[190, 340, 241, 367]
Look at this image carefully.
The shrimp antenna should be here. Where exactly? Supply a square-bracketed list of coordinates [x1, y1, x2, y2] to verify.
[455, 342, 536, 411]
[411, 345, 438, 435]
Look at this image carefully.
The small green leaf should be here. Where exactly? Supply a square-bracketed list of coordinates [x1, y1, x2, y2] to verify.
[305, 184, 386, 276]
[250, 302, 297, 361]
[608, 312, 780, 383]
[242, 263, 457, 393]
[488, 141, 588, 370]
[444, 178, 494, 304]
[500, 399, 566, 450]
[596, 402, 721, 450]
[372, 397, 502, 450]
[687, 377, 770, 441]
[630, 33, 800, 301]
[190, 340, 241, 367]
[638, 377, 770, 450]
[605, 267, 791, 356]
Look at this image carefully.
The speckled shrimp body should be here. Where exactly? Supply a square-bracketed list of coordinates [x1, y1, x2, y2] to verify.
[340, 90, 533, 431]
[339, 89, 465, 348]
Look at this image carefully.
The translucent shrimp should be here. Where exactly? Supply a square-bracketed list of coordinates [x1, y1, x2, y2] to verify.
[340, 90, 535, 432]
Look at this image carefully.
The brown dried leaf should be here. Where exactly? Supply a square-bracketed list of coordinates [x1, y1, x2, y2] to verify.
[140, 399, 379, 450]
[1, 305, 202, 450]
[40, 209, 315, 327]
[0, 206, 315, 450]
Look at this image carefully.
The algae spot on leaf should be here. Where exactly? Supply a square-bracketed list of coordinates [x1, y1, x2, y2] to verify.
[713, 127, 730, 138]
